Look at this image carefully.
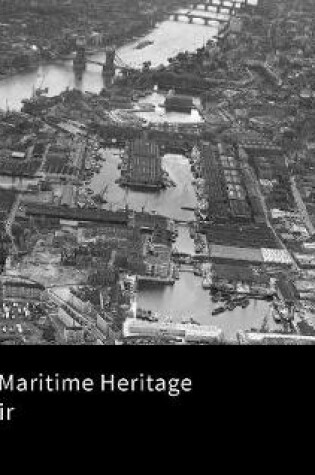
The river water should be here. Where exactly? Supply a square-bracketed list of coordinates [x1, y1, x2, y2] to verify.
[1, 0, 266, 340]
[0, 19, 218, 111]
[0, 0, 257, 111]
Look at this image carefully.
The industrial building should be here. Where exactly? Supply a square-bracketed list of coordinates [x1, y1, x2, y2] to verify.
[123, 319, 224, 344]
[208, 244, 293, 266]
[0, 276, 45, 303]
[237, 331, 315, 345]
[164, 92, 194, 114]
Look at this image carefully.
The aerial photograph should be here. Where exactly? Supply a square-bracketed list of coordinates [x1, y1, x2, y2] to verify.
[0, 0, 314, 345]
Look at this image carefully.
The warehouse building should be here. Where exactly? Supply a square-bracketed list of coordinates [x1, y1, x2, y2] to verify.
[123, 319, 224, 343]
[164, 92, 194, 114]
[209, 244, 293, 266]
[122, 137, 163, 190]
[0, 276, 45, 303]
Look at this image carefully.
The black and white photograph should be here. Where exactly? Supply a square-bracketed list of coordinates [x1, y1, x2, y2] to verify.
[0, 0, 314, 351]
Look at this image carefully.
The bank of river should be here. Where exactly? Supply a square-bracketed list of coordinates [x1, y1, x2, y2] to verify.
[0, 19, 217, 111]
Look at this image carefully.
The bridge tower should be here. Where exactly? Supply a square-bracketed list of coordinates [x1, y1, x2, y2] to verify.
[73, 36, 86, 73]
[102, 46, 116, 77]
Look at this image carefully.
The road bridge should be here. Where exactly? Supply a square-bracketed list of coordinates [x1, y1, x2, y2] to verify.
[189, 0, 240, 14]
[172, 10, 230, 25]
[86, 57, 131, 72]
[190, 0, 249, 9]
[171, 0, 251, 25]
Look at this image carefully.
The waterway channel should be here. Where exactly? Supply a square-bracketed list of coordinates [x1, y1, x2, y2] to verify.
[1, 0, 265, 340]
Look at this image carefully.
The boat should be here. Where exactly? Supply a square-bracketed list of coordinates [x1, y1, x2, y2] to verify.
[210, 286, 219, 295]
[173, 267, 180, 280]
[181, 317, 200, 326]
[227, 301, 237, 311]
[202, 277, 212, 289]
[189, 318, 200, 326]
[194, 267, 202, 277]
[212, 306, 226, 316]
[134, 40, 154, 50]
[181, 206, 195, 212]
[241, 299, 250, 308]
[220, 293, 231, 302]
[212, 292, 221, 303]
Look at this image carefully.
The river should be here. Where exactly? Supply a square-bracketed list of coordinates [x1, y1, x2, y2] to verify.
[0, 0, 258, 111]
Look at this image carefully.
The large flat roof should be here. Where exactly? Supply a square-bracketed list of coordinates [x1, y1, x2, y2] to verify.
[209, 244, 263, 263]
[24, 204, 129, 225]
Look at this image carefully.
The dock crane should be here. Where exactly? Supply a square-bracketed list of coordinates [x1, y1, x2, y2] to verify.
[93, 184, 108, 205]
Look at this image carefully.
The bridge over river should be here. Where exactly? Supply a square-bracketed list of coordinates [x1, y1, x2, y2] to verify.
[171, 0, 252, 25]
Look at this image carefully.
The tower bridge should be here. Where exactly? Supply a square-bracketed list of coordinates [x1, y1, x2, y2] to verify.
[73, 45, 134, 76]
[73, 0, 251, 74]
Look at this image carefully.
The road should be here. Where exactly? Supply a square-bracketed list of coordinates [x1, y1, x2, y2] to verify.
[244, 155, 299, 271]
[5, 193, 21, 256]
[47, 289, 107, 344]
